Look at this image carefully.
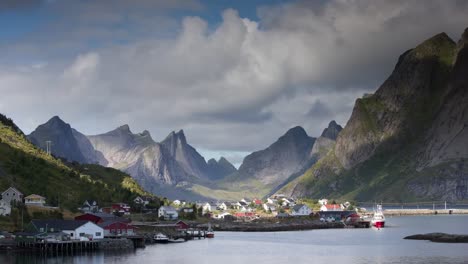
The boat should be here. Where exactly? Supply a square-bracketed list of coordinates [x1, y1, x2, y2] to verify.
[206, 223, 214, 238]
[168, 238, 186, 243]
[371, 204, 385, 228]
[153, 233, 169, 243]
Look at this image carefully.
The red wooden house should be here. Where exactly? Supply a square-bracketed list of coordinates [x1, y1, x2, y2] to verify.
[98, 220, 136, 236]
[75, 213, 130, 224]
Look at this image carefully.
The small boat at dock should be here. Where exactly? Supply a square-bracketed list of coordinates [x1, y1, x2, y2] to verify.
[154, 233, 169, 243]
[168, 238, 186, 243]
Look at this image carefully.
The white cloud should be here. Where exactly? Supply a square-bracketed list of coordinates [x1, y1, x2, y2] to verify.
[1, 0, 467, 162]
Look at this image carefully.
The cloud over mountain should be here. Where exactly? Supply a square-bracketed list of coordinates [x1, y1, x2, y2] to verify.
[1, 0, 467, 157]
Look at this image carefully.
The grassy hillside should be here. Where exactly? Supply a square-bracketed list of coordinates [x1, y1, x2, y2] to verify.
[0, 116, 150, 212]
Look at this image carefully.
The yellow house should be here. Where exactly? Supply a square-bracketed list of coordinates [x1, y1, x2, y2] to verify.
[24, 194, 46, 207]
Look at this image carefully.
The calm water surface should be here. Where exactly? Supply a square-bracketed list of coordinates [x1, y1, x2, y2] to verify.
[2, 215, 468, 264]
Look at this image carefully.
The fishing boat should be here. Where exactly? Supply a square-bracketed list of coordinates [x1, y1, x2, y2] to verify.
[206, 223, 214, 238]
[168, 238, 186, 243]
[154, 233, 169, 243]
[371, 204, 385, 228]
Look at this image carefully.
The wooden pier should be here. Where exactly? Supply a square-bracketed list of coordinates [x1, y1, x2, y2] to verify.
[16, 240, 100, 254]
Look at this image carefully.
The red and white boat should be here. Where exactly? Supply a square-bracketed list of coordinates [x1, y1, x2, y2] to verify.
[371, 204, 385, 228]
[206, 223, 214, 238]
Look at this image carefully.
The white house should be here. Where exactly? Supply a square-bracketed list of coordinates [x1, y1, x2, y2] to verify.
[218, 202, 232, 211]
[241, 198, 252, 205]
[30, 220, 104, 240]
[214, 212, 231, 219]
[172, 200, 181, 206]
[25, 194, 46, 207]
[281, 198, 296, 207]
[202, 202, 218, 214]
[0, 200, 11, 216]
[267, 198, 278, 204]
[158, 206, 178, 220]
[263, 203, 277, 212]
[318, 199, 328, 205]
[1, 187, 23, 204]
[133, 196, 150, 206]
[320, 204, 342, 211]
[291, 204, 312, 216]
[81, 200, 99, 213]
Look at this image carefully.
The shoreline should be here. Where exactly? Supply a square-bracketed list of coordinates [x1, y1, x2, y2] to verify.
[212, 220, 345, 232]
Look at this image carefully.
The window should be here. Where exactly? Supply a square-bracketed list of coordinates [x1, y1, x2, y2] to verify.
[50, 228, 54, 232]
[95, 232, 101, 237]
[79, 233, 85, 237]
[39, 228, 44, 232]
[70, 233, 74, 237]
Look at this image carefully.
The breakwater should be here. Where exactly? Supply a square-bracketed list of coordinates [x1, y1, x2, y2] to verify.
[384, 209, 468, 216]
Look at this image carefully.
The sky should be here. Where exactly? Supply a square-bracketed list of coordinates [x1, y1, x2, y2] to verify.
[1, 0, 468, 165]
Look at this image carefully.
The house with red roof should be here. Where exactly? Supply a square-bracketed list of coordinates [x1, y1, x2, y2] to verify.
[320, 204, 342, 211]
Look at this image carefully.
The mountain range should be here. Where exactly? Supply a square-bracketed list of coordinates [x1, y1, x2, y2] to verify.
[28, 117, 238, 199]
[278, 28, 468, 202]
[25, 27, 468, 202]
[0, 113, 149, 214]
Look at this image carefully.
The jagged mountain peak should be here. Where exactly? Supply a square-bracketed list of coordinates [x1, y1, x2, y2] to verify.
[280, 126, 309, 141]
[321, 120, 343, 140]
[164, 129, 187, 145]
[44, 115, 69, 128]
[218, 156, 231, 164]
[28, 116, 87, 163]
[139, 130, 152, 138]
[116, 124, 131, 132]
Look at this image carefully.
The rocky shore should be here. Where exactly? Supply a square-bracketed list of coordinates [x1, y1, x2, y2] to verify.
[404, 233, 468, 243]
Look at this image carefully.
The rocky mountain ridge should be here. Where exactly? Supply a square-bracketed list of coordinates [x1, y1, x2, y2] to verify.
[280, 28, 468, 202]
[28, 117, 238, 197]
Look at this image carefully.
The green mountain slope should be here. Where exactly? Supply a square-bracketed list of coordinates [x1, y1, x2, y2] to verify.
[280, 29, 468, 202]
[0, 114, 150, 211]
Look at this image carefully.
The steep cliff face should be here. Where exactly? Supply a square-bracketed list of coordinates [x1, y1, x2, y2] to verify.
[310, 121, 342, 159]
[28, 116, 88, 163]
[161, 130, 209, 179]
[72, 129, 107, 165]
[420, 29, 468, 168]
[237, 126, 315, 186]
[335, 33, 456, 170]
[282, 29, 468, 202]
[88, 126, 192, 186]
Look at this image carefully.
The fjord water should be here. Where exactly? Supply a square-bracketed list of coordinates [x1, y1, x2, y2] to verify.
[2, 215, 468, 264]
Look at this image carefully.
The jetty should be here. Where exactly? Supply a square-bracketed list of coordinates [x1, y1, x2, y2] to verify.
[383, 209, 468, 216]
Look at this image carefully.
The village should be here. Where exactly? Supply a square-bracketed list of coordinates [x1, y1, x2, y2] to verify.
[0, 186, 361, 252]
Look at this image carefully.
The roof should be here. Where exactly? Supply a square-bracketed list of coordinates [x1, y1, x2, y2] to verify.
[2, 187, 23, 196]
[31, 219, 90, 231]
[82, 212, 116, 219]
[293, 204, 308, 211]
[238, 201, 248, 206]
[323, 204, 341, 210]
[83, 200, 97, 206]
[160, 206, 177, 211]
[97, 220, 135, 228]
[25, 194, 45, 199]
